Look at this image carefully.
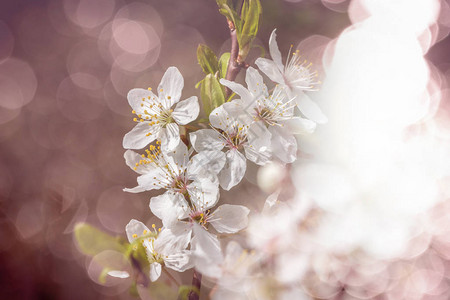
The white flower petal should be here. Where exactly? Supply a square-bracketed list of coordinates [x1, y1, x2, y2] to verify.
[136, 167, 168, 190]
[192, 225, 221, 259]
[155, 225, 192, 254]
[210, 204, 250, 234]
[187, 177, 220, 210]
[172, 96, 199, 125]
[158, 66, 184, 106]
[123, 185, 148, 193]
[262, 190, 280, 213]
[245, 67, 268, 98]
[209, 104, 229, 131]
[219, 78, 252, 101]
[244, 122, 272, 165]
[189, 129, 225, 152]
[268, 29, 284, 72]
[164, 250, 193, 272]
[191, 224, 223, 278]
[123, 122, 159, 149]
[294, 92, 328, 124]
[269, 125, 297, 163]
[107, 270, 130, 279]
[124, 150, 152, 175]
[159, 123, 180, 151]
[218, 149, 247, 190]
[125, 219, 150, 243]
[284, 117, 316, 135]
[149, 192, 190, 227]
[127, 88, 158, 114]
[149, 262, 162, 282]
[187, 150, 226, 177]
[255, 57, 285, 84]
[164, 140, 189, 173]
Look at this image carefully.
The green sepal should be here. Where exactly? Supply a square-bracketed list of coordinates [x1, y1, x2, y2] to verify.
[197, 44, 219, 75]
[218, 52, 231, 78]
[201, 74, 226, 117]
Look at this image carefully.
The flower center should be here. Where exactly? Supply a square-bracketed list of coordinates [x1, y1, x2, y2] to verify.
[172, 175, 189, 195]
[189, 210, 211, 227]
[284, 48, 319, 91]
[130, 91, 175, 132]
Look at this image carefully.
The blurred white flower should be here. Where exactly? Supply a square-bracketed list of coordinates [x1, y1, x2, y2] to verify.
[255, 29, 327, 124]
[210, 242, 261, 300]
[257, 162, 285, 193]
[123, 66, 200, 151]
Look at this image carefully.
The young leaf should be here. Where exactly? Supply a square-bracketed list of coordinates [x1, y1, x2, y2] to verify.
[74, 223, 128, 257]
[238, 0, 262, 60]
[201, 74, 226, 117]
[218, 52, 231, 78]
[216, 0, 241, 32]
[197, 44, 219, 75]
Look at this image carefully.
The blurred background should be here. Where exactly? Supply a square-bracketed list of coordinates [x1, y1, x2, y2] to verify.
[0, 0, 449, 299]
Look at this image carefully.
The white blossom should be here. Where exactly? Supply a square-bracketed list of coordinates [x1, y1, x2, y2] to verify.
[221, 67, 316, 163]
[255, 29, 327, 124]
[124, 140, 223, 207]
[150, 193, 250, 275]
[190, 101, 271, 190]
[125, 219, 193, 282]
[123, 66, 200, 151]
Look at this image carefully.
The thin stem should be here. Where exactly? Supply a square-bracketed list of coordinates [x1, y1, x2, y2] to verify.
[188, 270, 202, 300]
[225, 19, 245, 99]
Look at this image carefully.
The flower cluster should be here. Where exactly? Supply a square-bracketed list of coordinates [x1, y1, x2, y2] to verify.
[114, 29, 325, 293]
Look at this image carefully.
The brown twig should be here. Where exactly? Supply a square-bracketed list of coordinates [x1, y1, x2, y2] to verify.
[188, 270, 202, 300]
[224, 19, 247, 99]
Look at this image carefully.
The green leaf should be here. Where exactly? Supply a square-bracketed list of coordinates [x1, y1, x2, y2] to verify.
[216, 0, 242, 32]
[197, 44, 219, 75]
[238, 0, 262, 60]
[74, 223, 128, 257]
[178, 285, 199, 300]
[201, 74, 225, 117]
[218, 52, 231, 78]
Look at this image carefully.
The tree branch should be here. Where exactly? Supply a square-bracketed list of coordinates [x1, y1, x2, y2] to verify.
[188, 270, 202, 300]
[224, 19, 246, 99]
